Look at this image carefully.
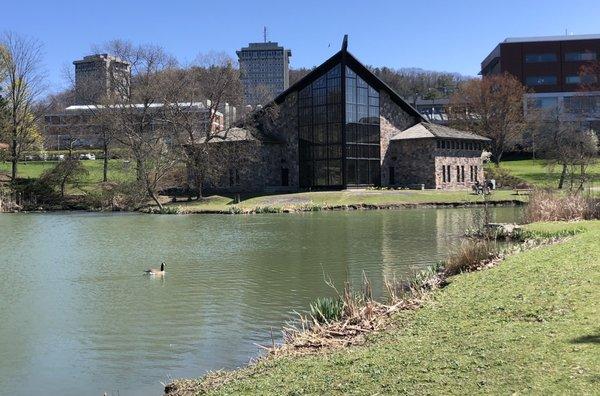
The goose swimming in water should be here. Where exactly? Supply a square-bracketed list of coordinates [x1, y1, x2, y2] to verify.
[144, 262, 166, 276]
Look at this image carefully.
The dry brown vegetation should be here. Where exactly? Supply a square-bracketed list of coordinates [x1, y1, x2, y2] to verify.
[443, 240, 499, 276]
[524, 190, 600, 222]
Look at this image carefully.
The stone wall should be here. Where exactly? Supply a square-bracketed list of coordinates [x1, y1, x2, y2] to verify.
[379, 91, 421, 186]
[433, 146, 485, 189]
[268, 91, 299, 190]
[206, 92, 300, 194]
[388, 139, 437, 188]
[384, 138, 486, 190]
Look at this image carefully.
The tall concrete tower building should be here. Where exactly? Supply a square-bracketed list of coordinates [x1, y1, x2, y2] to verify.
[73, 54, 131, 104]
[237, 41, 292, 105]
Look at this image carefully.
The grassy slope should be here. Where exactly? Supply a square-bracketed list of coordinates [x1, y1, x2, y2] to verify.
[495, 159, 600, 188]
[0, 160, 134, 192]
[200, 221, 600, 395]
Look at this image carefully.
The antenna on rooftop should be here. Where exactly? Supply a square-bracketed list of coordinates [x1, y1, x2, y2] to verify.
[263, 26, 267, 43]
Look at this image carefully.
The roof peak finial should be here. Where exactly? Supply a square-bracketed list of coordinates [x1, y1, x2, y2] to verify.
[342, 34, 348, 51]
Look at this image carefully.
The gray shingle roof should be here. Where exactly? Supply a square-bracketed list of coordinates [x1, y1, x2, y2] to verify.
[391, 122, 491, 141]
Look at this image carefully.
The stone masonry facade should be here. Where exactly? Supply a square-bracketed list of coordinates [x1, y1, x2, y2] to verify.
[388, 139, 438, 188]
[207, 92, 299, 194]
[433, 146, 485, 189]
[379, 91, 421, 187]
[386, 138, 485, 190]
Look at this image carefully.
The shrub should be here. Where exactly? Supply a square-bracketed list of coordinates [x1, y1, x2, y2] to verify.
[10, 178, 60, 206]
[484, 166, 530, 188]
[444, 240, 498, 276]
[158, 205, 181, 214]
[228, 206, 244, 214]
[254, 206, 283, 213]
[85, 181, 149, 211]
[525, 190, 600, 222]
[310, 296, 344, 324]
[40, 158, 89, 197]
[295, 202, 323, 212]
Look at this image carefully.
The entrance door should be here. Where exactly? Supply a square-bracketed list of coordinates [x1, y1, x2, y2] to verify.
[389, 166, 395, 185]
[281, 168, 289, 187]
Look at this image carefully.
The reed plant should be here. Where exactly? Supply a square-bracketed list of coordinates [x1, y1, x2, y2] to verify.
[525, 190, 600, 222]
[310, 297, 344, 324]
[443, 240, 499, 276]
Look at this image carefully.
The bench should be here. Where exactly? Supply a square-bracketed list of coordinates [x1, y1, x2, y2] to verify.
[513, 188, 533, 196]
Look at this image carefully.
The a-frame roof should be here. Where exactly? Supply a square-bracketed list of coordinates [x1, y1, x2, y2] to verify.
[272, 37, 427, 122]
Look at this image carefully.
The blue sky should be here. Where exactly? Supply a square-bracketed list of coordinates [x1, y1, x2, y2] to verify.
[4, 0, 600, 93]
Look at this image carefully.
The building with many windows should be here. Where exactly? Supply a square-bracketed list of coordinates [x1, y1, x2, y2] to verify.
[43, 101, 232, 150]
[237, 41, 292, 105]
[73, 54, 131, 105]
[480, 34, 600, 126]
[204, 37, 488, 193]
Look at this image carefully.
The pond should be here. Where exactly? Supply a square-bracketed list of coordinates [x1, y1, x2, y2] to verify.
[0, 207, 521, 396]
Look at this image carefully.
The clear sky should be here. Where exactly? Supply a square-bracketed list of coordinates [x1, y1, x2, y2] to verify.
[4, 0, 600, 93]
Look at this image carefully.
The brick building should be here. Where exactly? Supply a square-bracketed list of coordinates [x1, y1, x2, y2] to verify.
[205, 37, 488, 193]
[481, 34, 600, 126]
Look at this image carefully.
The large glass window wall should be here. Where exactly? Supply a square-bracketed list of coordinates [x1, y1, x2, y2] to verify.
[298, 63, 381, 188]
[344, 66, 380, 186]
[299, 64, 343, 187]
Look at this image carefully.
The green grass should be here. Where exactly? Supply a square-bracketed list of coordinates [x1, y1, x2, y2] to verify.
[0, 160, 135, 192]
[491, 159, 600, 188]
[171, 189, 525, 213]
[191, 220, 600, 395]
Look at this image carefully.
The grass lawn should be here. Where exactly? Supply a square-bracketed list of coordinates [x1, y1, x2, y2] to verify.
[188, 220, 600, 395]
[492, 159, 600, 188]
[0, 160, 135, 191]
[171, 189, 526, 213]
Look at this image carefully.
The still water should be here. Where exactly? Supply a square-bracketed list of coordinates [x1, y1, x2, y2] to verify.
[0, 207, 521, 396]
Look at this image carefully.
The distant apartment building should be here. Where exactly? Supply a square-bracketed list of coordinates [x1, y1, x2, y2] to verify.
[74, 54, 131, 104]
[481, 34, 600, 126]
[237, 42, 291, 105]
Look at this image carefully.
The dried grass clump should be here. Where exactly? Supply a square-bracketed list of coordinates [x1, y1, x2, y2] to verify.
[444, 240, 499, 276]
[272, 270, 440, 355]
[525, 190, 600, 222]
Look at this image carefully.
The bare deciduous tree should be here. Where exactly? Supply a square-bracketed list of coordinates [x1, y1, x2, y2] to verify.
[0, 32, 46, 179]
[579, 59, 600, 92]
[163, 53, 270, 198]
[289, 67, 313, 86]
[538, 118, 598, 191]
[96, 40, 179, 210]
[371, 66, 470, 100]
[448, 73, 530, 164]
